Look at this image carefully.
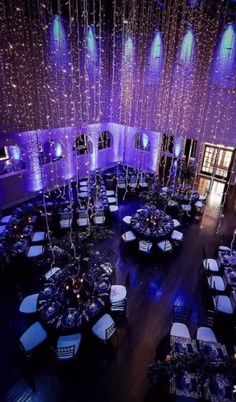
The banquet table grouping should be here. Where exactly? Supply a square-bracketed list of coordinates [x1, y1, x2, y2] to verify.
[166, 184, 200, 204]
[130, 206, 174, 240]
[169, 335, 234, 402]
[38, 262, 113, 333]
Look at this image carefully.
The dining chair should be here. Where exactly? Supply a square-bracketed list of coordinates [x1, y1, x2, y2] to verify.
[139, 173, 148, 188]
[93, 212, 106, 225]
[117, 178, 126, 189]
[199, 194, 207, 202]
[170, 306, 191, 338]
[128, 176, 138, 189]
[196, 310, 217, 342]
[172, 219, 181, 228]
[59, 211, 72, 230]
[19, 293, 39, 314]
[20, 322, 48, 354]
[181, 204, 192, 215]
[213, 293, 235, 315]
[207, 275, 226, 293]
[109, 205, 119, 213]
[92, 313, 117, 342]
[78, 192, 88, 199]
[122, 215, 132, 225]
[196, 327, 217, 343]
[110, 285, 127, 314]
[139, 180, 148, 188]
[26, 245, 45, 259]
[202, 249, 220, 274]
[106, 190, 115, 196]
[194, 200, 204, 213]
[171, 230, 183, 242]
[77, 211, 89, 227]
[56, 333, 82, 361]
[138, 240, 152, 253]
[31, 231, 47, 244]
[0, 215, 12, 224]
[107, 197, 117, 204]
[157, 239, 173, 253]
[122, 231, 136, 243]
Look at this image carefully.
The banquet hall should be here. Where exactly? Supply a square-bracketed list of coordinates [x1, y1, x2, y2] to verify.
[0, 0, 236, 401]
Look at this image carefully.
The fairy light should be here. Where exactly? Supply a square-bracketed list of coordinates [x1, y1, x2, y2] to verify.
[0, 0, 235, 234]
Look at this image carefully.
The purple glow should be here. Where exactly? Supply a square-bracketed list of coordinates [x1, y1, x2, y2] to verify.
[148, 31, 163, 83]
[180, 29, 195, 66]
[50, 15, 69, 72]
[211, 24, 236, 88]
[8, 145, 21, 160]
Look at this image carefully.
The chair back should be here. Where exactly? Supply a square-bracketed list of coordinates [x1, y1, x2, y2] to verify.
[198, 309, 215, 328]
[78, 217, 89, 227]
[57, 345, 76, 360]
[78, 210, 89, 218]
[139, 240, 152, 253]
[59, 211, 71, 220]
[105, 322, 116, 341]
[172, 305, 191, 324]
[94, 216, 105, 224]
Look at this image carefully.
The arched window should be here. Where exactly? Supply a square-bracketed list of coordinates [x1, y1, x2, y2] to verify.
[135, 132, 150, 151]
[39, 140, 63, 164]
[0, 145, 26, 175]
[98, 131, 112, 150]
[162, 134, 174, 154]
[73, 134, 92, 155]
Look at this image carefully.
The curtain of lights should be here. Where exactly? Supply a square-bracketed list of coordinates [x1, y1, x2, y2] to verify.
[0, 0, 235, 242]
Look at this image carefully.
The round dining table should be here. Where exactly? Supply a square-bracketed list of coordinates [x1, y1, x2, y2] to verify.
[130, 205, 174, 240]
[37, 263, 112, 333]
[166, 184, 199, 204]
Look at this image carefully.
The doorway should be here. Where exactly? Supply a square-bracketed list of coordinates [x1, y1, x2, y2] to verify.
[201, 144, 234, 180]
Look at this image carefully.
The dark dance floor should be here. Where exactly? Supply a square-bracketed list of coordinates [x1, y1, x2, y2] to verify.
[0, 181, 236, 402]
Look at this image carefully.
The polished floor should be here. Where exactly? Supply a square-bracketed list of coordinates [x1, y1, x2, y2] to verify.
[0, 177, 236, 402]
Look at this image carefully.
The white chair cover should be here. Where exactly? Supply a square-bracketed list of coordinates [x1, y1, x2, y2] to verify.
[27, 245, 44, 258]
[203, 258, 219, 273]
[138, 240, 152, 253]
[109, 205, 118, 212]
[77, 218, 89, 227]
[122, 216, 132, 225]
[157, 240, 173, 252]
[106, 190, 115, 196]
[56, 333, 82, 360]
[110, 285, 127, 303]
[93, 215, 106, 225]
[171, 230, 183, 241]
[170, 323, 191, 338]
[31, 231, 46, 243]
[122, 231, 136, 242]
[108, 197, 117, 204]
[0, 215, 12, 224]
[19, 294, 39, 314]
[196, 327, 217, 343]
[207, 276, 225, 291]
[20, 322, 48, 352]
[214, 295, 234, 315]
[172, 219, 181, 228]
[92, 314, 116, 341]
